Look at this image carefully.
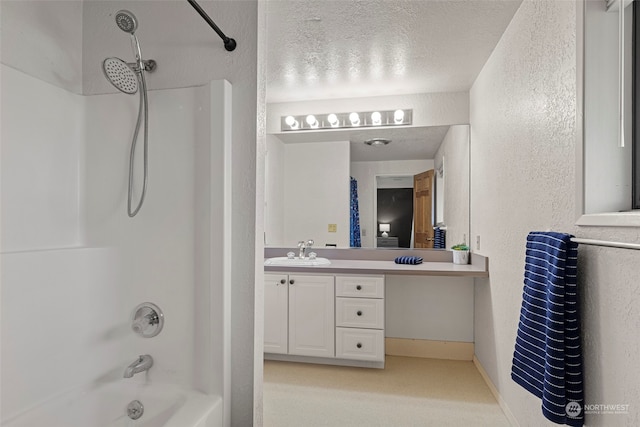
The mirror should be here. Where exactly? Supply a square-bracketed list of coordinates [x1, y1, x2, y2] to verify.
[264, 124, 470, 249]
[263, 0, 520, 250]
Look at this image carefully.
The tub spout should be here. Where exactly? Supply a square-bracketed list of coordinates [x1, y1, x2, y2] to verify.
[123, 355, 153, 378]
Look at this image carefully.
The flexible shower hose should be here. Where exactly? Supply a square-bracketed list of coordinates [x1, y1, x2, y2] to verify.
[127, 68, 149, 218]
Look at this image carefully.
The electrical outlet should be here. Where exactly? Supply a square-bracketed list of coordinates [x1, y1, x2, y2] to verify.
[328, 224, 337, 232]
[476, 235, 481, 251]
[362, 228, 367, 237]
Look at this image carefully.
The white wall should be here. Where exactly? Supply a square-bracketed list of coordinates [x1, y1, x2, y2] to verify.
[471, 1, 640, 426]
[434, 125, 470, 248]
[386, 275, 473, 342]
[265, 135, 285, 246]
[283, 141, 350, 247]
[350, 159, 432, 247]
[0, 0, 84, 94]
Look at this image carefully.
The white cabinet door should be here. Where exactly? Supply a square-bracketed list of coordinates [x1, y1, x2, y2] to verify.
[288, 274, 335, 358]
[264, 273, 289, 354]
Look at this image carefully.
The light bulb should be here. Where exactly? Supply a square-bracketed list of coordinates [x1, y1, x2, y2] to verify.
[371, 111, 382, 125]
[327, 113, 339, 127]
[285, 115, 299, 129]
[306, 114, 318, 128]
[394, 109, 405, 124]
[349, 112, 360, 126]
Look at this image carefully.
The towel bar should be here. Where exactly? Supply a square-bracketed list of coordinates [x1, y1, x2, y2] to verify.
[571, 237, 640, 251]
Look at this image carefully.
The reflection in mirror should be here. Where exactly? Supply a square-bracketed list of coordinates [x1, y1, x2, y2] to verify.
[264, 124, 470, 250]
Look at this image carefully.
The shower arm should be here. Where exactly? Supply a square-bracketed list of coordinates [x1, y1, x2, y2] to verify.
[187, 0, 237, 52]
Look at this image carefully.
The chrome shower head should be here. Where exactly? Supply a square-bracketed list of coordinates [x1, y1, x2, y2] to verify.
[102, 57, 138, 94]
[115, 10, 138, 34]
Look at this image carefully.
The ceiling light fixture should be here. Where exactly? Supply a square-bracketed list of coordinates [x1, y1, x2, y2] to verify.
[285, 115, 299, 130]
[364, 138, 391, 146]
[280, 109, 412, 131]
[394, 109, 405, 124]
[306, 114, 319, 128]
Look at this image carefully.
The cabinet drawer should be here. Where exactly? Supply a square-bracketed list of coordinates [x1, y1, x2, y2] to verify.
[336, 298, 384, 329]
[336, 327, 384, 361]
[335, 275, 384, 298]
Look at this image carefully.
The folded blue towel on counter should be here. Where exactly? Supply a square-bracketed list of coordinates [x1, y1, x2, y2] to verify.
[394, 256, 423, 265]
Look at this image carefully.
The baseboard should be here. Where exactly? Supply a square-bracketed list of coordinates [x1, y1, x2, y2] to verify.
[385, 338, 474, 361]
[264, 353, 385, 369]
[472, 356, 520, 427]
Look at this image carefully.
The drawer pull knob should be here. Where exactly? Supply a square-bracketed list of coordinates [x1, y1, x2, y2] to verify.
[356, 343, 362, 349]
[356, 310, 363, 316]
[280, 279, 286, 285]
[356, 285, 362, 290]
[289, 279, 295, 285]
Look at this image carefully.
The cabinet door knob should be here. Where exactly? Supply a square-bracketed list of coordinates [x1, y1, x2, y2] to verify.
[289, 279, 295, 285]
[356, 285, 362, 291]
[279, 279, 286, 285]
[356, 310, 363, 316]
[356, 343, 362, 349]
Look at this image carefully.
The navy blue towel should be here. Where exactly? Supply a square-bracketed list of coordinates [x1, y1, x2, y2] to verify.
[511, 232, 583, 426]
[394, 256, 423, 265]
[434, 227, 446, 249]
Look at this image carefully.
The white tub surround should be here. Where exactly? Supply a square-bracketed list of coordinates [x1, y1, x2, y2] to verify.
[264, 247, 488, 277]
[1, 65, 232, 427]
[2, 382, 223, 427]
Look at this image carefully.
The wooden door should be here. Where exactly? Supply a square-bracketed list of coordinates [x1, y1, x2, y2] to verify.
[288, 274, 335, 358]
[264, 273, 289, 354]
[413, 170, 435, 248]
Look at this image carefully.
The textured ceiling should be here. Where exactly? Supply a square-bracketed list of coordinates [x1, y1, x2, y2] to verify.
[266, 0, 522, 160]
[266, 0, 523, 103]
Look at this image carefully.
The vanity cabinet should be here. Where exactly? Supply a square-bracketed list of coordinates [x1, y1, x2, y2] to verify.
[264, 273, 335, 358]
[264, 273, 289, 354]
[335, 275, 385, 362]
[264, 272, 385, 366]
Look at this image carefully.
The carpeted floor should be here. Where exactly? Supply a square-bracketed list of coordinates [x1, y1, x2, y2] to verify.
[263, 356, 511, 427]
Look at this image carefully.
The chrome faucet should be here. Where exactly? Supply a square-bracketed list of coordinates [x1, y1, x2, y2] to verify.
[297, 239, 314, 258]
[123, 355, 153, 378]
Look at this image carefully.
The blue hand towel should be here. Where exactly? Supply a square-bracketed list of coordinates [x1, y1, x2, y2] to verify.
[511, 232, 583, 426]
[434, 227, 446, 249]
[394, 256, 423, 265]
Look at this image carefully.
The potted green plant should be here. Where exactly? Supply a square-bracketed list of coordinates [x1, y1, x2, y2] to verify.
[451, 243, 470, 265]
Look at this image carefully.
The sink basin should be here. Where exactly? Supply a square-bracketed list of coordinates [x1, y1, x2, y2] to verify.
[264, 257, 331, 267]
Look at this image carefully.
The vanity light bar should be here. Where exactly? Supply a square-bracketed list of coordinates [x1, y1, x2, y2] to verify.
[281, 109, 413, 132]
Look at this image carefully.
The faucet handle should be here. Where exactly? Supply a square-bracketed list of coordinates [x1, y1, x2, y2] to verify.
[306, 239, 314, 247]
[131, 303, 164, 338]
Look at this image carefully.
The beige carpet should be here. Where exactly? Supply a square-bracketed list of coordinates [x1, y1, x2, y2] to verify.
[263, 356, 510, 427]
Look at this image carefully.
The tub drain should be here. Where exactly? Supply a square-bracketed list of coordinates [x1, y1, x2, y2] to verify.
[127, 400, 144, 420]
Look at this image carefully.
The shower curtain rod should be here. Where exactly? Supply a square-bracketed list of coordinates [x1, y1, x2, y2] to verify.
[187, 0, 237, 51]
[571, 237, 640, 251]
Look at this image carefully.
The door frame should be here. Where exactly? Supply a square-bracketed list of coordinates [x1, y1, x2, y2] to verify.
[373, 174, 415, 248]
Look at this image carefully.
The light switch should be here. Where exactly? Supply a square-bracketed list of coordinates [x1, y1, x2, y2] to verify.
[328, 224, 337, 232]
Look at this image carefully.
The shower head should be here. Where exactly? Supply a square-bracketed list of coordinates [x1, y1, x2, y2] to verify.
[102, 57, 138, 94]
[115, 10, 138, 34]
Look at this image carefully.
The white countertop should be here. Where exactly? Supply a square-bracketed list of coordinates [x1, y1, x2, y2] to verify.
[264, 258, 489, 277]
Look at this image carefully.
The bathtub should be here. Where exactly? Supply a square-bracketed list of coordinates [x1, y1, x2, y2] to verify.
[3, 382, 222, 427]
